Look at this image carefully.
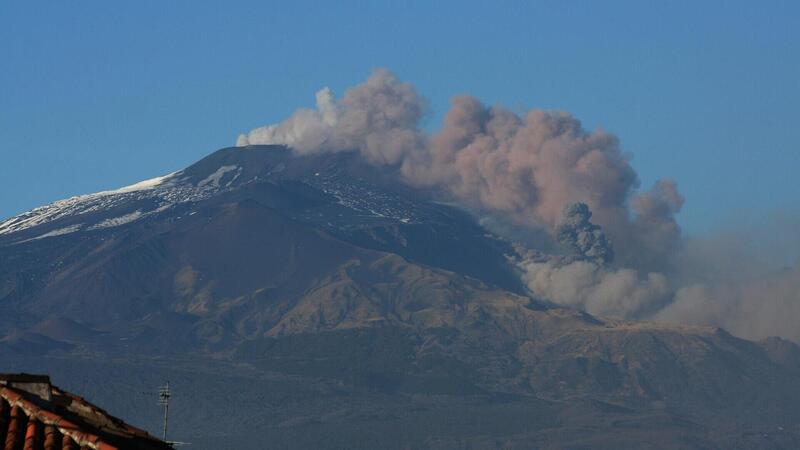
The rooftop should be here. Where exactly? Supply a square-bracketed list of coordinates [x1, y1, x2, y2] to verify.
[0, 373, 171, 450]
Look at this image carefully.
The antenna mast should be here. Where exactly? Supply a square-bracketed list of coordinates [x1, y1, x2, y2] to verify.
[158, 381, 171, 442]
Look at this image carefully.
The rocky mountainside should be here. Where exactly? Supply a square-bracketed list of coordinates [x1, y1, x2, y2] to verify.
[2, 145, 799, 449]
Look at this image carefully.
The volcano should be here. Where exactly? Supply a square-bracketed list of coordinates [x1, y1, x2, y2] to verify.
[2, 145, 799, 449]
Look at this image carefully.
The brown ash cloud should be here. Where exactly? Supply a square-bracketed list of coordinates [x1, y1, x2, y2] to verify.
[237, 68, 799, 342]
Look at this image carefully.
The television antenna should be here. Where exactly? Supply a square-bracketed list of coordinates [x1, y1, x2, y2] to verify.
[158, 382, 171, 442]
[143, 382, 190, 447]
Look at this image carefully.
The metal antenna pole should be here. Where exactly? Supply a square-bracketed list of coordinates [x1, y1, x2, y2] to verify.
[158, 381, 171, 442]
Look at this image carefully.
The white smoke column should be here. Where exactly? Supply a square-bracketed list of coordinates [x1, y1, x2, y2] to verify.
[237, 87, 339, 151]
[237, 69, 425, 165]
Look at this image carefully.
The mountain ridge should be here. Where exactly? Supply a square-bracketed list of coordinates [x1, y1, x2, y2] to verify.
[2, 145, 800, 449]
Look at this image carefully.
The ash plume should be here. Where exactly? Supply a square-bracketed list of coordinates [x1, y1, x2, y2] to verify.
[237, 69, 680, 268]
[237, 68, 800, 342]
[556, 203, 614, 264]
[657, 265, 800, 341]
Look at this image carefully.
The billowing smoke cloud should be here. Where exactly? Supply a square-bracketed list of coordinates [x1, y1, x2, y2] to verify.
[405, 94, 684, 270]
[237, 69, 799, 342]
[629, 179, 684, 270]
[516, 209, 800, 341]
[654, 216, 800, 341]
[519, 258, 672, 319]
[238, 69, 681, 268]
[516, 204, 670, 319]
[238, 69, 425, 166]
[657, 265, 800, 341]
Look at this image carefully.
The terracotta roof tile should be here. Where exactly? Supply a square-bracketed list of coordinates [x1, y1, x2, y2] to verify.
[0, 374, 171, 450]
[42, 425, 57, 450]
[22, 418, 37, 450]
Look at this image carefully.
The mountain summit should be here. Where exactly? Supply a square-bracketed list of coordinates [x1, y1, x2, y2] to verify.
[2, 146, 800, 449]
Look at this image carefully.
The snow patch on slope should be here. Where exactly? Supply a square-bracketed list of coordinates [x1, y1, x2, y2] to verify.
[0, 172, 180, 236]
[198, 165, 238, 188]
[101, 173, 177, 195]
[24, 224, 84, 242]
[89, 210, 143, 230]
[0, 165, 245, 238]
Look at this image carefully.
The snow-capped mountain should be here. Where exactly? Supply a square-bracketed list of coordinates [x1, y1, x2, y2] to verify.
[3, 145, 800, 450]
[2, 172, 181, 238]
[1, 145, 489, 252]
[0, 145, 523, 324]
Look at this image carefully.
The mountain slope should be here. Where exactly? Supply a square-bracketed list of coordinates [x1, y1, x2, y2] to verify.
[1, 145, 799, 449]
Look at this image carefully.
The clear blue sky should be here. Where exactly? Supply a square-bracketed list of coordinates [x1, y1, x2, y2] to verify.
[2, 0, 798, 233]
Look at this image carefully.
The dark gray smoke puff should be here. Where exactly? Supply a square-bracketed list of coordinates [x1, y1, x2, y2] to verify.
[556, 203, 614, 264]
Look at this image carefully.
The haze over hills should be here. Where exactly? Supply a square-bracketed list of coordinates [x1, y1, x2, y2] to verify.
[1, 144, 800, 449]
